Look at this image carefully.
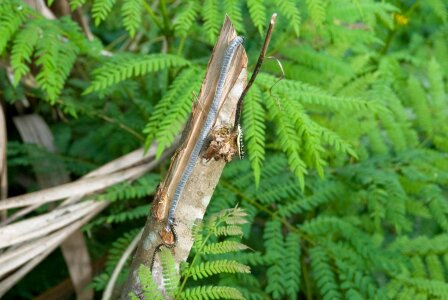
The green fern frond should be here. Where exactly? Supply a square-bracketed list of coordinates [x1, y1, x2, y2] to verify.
[97, 174, 160, 202]
[224, 0, 244, 33]
[213, 225, 243, 237]
[266, 95, 306, 189]
[174, 1, 200, 37]
[391, 234, 448, 256]
[426, 0, 447, 22]
[411, 256, 427, 278]
[310, 246, 343, 300]
[406, 76, 433, 135]
[121, 0, 142, 37]
[131, 264, 163, 300]
[284, 233, 301, 299]
[91, 273, 110, 291]
[278, 181, 344, 217]
[85, 54, 190, 93]
[202, 241, 248, 255]
[246, 0, 266, 35]
[426, 255, 445, 281]
[189, 260, 250, 280]
[423, 185, 448, 231]
[397, 277, 448, 297]
[264, 220, 286, 298]
[69, 0, 86, 10]
[106, 229, 141, 273]
[273, 0, 301, 35]
[180, 286, 245, 300]
[0, 1, 30, 54]
[10, 21, 40, 85]
[34, 23, 80, 102]
[292, 105, 327, 177]
[336, 260, 381, 299]
[427, 58, 445, 122]
[206, 207, 248, 228]
[306, 0, 326, 27]
[202, 0, 220, 42]
[282, 46, 354, 78]
[243, 85, 265, 186]
[146, 67, 203, 157]
[160, 248, 180, 296]
[316, 124, 358, 158]
[92, 0, 116, 26]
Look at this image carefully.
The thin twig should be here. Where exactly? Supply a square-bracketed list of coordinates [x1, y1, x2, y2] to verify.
[233, 13, 277, 130]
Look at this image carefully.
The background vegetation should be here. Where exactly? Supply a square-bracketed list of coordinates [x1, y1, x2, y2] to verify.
[1, 0, 448, 299]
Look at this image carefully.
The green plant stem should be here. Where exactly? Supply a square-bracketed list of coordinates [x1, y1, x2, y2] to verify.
[177, 232, 212, 295]
[176, 35, 187, 56]
[159, 0, 171, 33]
[302, 247, 313, 300]
[142, 1, 163, 31]
[98, 114, 145, 142]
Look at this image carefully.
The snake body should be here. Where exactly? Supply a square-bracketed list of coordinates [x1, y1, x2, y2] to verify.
[166, 36, 244, 230]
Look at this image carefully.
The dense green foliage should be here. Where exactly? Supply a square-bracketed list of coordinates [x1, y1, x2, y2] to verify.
[130, 208, 250, 300]
[2, 0, 448, 299]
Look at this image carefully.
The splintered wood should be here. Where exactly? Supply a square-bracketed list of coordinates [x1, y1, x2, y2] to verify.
[123, 17, 247, 298]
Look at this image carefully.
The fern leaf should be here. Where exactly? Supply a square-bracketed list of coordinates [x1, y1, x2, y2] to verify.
[426, 0, 447, 22]
[202, 241, 248, 255]
[160, 248, 180, 296]
[411, 256, 427, 278]
[143, 67, 202, 156]
[0, 1, 29, 54]
[259, 73, 382, 113]
[284, 233, 301, 299]
[243, 85, 265, 186]
[336, 260, 380, 299]
[104, 229, 141, 275]
[426, 255, 445, 282]
[310, 246, 343, 300]
[180, 286, 245, 300]
[85, 54, 190, 93]
[189, 260, 250, 280]
[273, 0, 301, 35]
[406, 76, 433, 134]
[202, 0, 220, 42]
[174, 1, 200, 37]
[246, 0, 266, 35]
[266, 95, 307, 189]
[292, 105, 327, 177]
[34, 22, 80, 102]
[306, 0, 326, 27]
[10, 21, 40, 85]
[398, 277, 448, 297]
[427, 58, 445, 121]
[214, 225, 244, 237]
[135, 264, 163, 300]
[264, 220, 286, 298]
[121, 0, 142, 37]
[69, 0, 86, 10]
[424, 185, 448, 231]
[278, 181, 343, 217]
[92, 0, 116, 26]
[224, 0, 244, 33]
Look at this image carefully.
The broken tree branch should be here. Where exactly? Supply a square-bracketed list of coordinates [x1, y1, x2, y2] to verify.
[122, 16, 248, 298]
